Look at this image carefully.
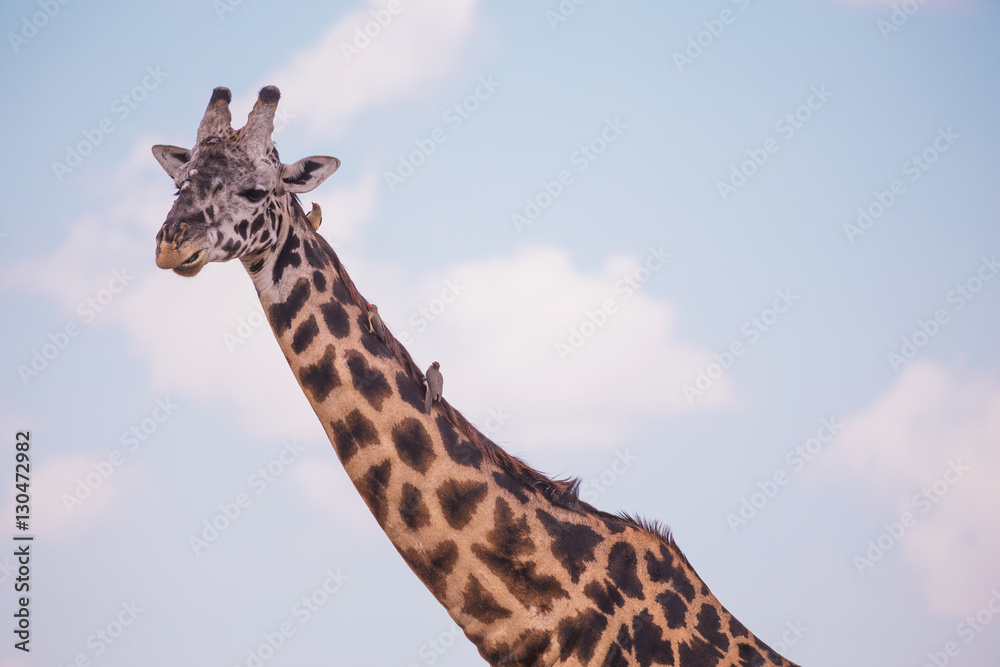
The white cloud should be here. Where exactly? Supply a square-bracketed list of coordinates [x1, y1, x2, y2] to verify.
[373, 245, 732, 449]
[821, 360, 1000, 615]
[315, 167, 379, 245]
[232, 0, 483, 137]
[0, 137, 173, 312]
[110, 262, 330, 440]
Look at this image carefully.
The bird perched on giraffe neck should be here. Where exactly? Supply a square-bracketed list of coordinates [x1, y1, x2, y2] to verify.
[367, 303, 386, 342]
[306, 202, 322, 230]
[424, 361, 443, 414]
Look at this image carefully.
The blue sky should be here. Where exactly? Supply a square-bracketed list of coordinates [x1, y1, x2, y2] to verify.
[2, 0, 999, 665]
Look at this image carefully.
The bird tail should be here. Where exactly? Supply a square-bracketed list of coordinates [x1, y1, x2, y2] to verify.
[424, 385, 433, 413]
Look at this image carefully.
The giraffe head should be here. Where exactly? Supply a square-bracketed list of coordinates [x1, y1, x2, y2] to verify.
[152, 85, 340, 277]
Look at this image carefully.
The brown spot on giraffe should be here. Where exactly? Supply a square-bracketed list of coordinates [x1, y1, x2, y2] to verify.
[535, 508, 604, 584]
[398, 482, 431, 531]
[461, 574, 513, 623]
[630, 609, 674, 667]
[399, 539, 459, 601]
[329, 409, 378, 465]
[556, 608, 608, 663]
[585, 578, 627, 616]
[608, 542, 645, 600]
[312, 269, 327, 293]
[395, 371, 426, 413]
[392, 417, 436, 474]
[291, 314, 319, 353]
[319, 295, 351, 339]
[436, 414, 483, 469]
[345, 349, 392, 410]
[268, 278, 310, 336]
[297, 344, 339, 402]
[436, 478, 488, 529]
[358, 459, 392, 528]
[471, 497, 569, 612]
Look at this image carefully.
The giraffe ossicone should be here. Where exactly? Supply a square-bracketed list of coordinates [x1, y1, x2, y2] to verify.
[152, 85, 802, 667]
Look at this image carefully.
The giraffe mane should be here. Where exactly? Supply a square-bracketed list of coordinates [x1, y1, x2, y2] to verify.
[288, 196, 689, 564]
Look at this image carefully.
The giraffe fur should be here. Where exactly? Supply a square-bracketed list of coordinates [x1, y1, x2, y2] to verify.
[152, 85, 802, 667]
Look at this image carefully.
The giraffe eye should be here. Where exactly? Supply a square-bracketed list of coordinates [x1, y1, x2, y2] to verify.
[240, 188, 268, 203]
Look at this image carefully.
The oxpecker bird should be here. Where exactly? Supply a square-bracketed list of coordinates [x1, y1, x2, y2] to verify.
[306, 202, 322, 230]
[367, 303, 386, 341]
[424, 361, 443, 414]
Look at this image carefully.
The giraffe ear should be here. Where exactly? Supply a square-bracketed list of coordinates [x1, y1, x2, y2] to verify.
[280, 156, 341, 193]
[152, 144, 192, 179]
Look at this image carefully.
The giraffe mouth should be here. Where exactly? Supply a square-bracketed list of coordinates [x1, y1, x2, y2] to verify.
[155, 235, 210, 276]
[172, 249, 208, 277]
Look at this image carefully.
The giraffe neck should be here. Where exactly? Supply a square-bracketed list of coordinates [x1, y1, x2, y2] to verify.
[243, 198, 552, 651]
[242, 197, 797, 667]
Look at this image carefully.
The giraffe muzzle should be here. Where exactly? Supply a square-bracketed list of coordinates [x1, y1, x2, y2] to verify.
[156, 245, 209, 276]
[155, 221, 210, 276]
[156, 239, 209, 276]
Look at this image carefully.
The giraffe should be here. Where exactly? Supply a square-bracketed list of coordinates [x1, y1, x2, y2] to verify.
[152, 86, 803, 667]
